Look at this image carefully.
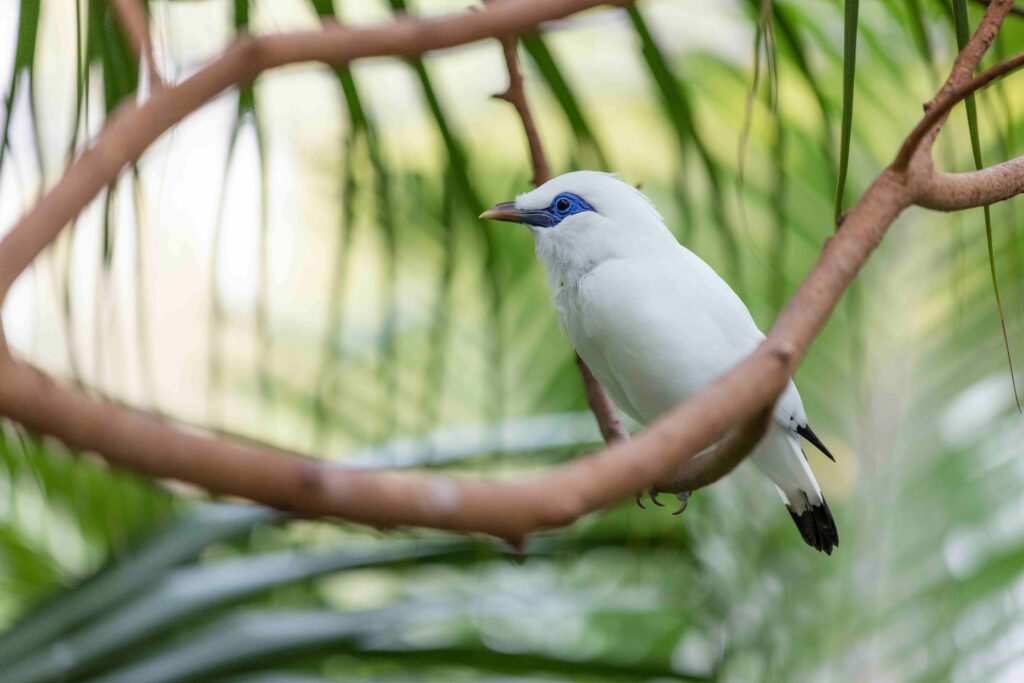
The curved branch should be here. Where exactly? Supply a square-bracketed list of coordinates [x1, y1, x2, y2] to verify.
[0, 0, 622, 306]
[656, 407, 773, 495]
[895, 51, 1024, 172]
[915, 155, 1024, 210]
[0, 344, 790, 546]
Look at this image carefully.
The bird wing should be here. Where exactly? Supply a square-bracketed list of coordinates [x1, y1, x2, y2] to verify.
[667, 250, 821, 447]
[567, 250, 821, 446]
[567, 253, 763, 424]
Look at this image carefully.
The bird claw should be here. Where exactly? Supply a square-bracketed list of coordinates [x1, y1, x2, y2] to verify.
[671, 491, 691, 516]
[634, 489, 667, 509]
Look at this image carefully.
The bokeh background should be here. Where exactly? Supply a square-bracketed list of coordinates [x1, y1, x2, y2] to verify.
[1, 0, 1024, 680]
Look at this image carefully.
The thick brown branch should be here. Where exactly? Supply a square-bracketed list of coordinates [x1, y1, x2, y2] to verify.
[915, 155, 1024, 210]
[0, 330, 793, 545]
[657, 407, 773, 494]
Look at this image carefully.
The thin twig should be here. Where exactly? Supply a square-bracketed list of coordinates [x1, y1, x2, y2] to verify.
[896, 50, 1024, 171]
[894, 0, 1015, 170]
[488, 18, 630, 447]
[973, 0, 1024, 19]
[109, 0, 164, 90]
[493, 32, 551, 186]
[575, 355, 630, 444]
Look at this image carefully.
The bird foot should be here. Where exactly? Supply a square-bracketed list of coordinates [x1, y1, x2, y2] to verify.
[671, 491, 691, 516]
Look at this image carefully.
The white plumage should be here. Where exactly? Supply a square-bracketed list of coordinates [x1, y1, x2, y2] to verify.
[482, 171, 838, 554]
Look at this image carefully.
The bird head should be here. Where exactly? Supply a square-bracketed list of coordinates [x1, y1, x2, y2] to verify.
[480, 171, 673, 286]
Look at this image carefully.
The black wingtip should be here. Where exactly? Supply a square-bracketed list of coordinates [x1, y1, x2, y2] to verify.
[787, 497, 839, 555]
[796, 424, 835, 462]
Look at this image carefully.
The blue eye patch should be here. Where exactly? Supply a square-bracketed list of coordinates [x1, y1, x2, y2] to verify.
[519, 192, 594, 228]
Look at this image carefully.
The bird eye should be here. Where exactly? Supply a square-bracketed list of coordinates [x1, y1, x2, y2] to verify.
[555, 197, 571, 213]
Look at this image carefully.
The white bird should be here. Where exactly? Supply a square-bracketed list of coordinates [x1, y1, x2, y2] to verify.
[481, 171, 838, 554]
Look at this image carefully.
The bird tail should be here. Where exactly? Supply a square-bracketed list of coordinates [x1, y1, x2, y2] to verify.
[786, 494, 839, 555]
[750, 425, 839, 555]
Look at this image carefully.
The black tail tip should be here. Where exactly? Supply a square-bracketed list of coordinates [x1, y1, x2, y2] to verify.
[787, 497, 839, 555]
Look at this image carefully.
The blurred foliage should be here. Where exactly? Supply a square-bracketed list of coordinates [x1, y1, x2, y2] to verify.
[1, 0, 1024, 681]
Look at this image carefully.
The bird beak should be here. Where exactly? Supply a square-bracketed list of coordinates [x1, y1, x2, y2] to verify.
[479, 201, 522, 224]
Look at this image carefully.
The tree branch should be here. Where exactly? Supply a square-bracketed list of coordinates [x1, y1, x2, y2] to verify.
[0, 0, 1021, 547]
[575, 355, 630, 444]
[0, 0, 623, 304]
[894, 0, 1016, 171]
[656, 407, 773, 495]
[973, 0, 1024, 19]
[492, 30, 551, 187]
[915, 155, 1024, 210]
